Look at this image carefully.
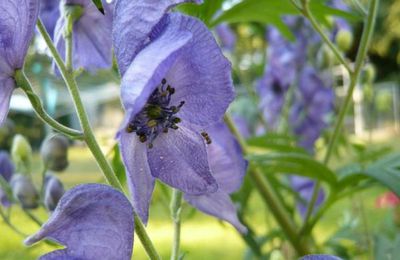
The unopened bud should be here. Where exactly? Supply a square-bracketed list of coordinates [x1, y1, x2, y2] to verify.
[11, 135, 32, 173]
[41, 134, 69, 172]
[316, 44, 335, 69]
[10, 174, 39, 209]
[361, 63, 376, 84]
[43, 174, 65, 212]
[335, 30, 353, 52]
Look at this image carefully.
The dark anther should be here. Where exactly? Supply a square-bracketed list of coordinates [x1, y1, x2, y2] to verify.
[161, 78, 167, 84]
[139, 135, 147, 143]
[172, 117, 181, 123]
[126, 123, 136, 133]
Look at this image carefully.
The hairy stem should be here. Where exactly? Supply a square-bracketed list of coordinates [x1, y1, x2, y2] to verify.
[37, 18, 160, 259]
[170, 189, 183, 260]
[300, 0, 380, 235]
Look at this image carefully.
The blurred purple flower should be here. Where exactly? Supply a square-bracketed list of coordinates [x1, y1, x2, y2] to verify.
[0, 0, 39, 125]
[114, 0, 238, 228]
[329, 0, 352, 33]
[290, 176, 325, 217]
[43, 174, 65, 212]
[11, 174, 39, 209]
[0, 151, 15, 207]
[25, 184, 134, 260]
[184, 122, 247, 233]
[40, 0, 60, 38]
[301, 255, 343, 260]
[215, 23, 236, 51]
[54, 0, 113, 73]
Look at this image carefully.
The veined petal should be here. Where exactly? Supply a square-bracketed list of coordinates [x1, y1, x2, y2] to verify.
[167, 14, 235, 127]
[120, 132, 155, 224]
[184, 190, 247, 233]
[113, 0, 202, 75]
[207, 122, 247, 193]
[0, 78, 14, 126]
[25, 184, 134, 260]
[120, 16, 192, 123]
[148, 125, 218, 195]
[0, 0, 39, 69]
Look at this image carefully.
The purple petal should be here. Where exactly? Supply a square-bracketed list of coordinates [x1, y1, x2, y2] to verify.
[215, 23, 236, 50]
[0, 151, 14, 182]
[148, 125, 218, 195]
[54, 0, 113, 73]
[164, 14, 235, 127]
[120, 15, 192, 125]
[39, 0, 60, 38]
[113, 0, 203, 76]
[301, 255, 343, 260]
[184, 190, 247, 233]
[43, 174, 65, 212]
[0, 0, 39, 69]
[207, 122, 247, 193]
[25, 184, 134, 260]
[291, 176, 325, 217]
[119, 132, 155, 224]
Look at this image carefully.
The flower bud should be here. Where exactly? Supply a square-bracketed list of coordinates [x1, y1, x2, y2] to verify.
[11, 174, 39, 209]
[43, 173, 65, 212]
[335, 30, 353, 52]
[316, 44, 335, 69]
[11, 135, 32, 173]
[40, 134, 69, 172]
[0, 119, 15, 151]
[361, 63, 376, 84]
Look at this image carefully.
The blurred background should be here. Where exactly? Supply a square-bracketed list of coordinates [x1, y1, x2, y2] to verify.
[2, 0, 400, 259]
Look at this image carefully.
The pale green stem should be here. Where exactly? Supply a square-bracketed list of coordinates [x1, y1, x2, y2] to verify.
[299, 0, 380, 235]
[37, 18, 160, 259]
[13, 70, 83, 139]
[23, 209, 43, 227]
[224, 115, 310, 256]
[170, 189, 183, 260]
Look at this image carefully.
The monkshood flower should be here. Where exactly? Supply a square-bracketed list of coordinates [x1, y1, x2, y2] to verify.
[40, 134, 69, 172]
[0, 151, 15, 207]
[43, 174, 65, 211]
[113, 0, 237, 227]
[184, 122, 247, 233]
[215, 23, 236, 51]
[54, 0, 113, 73]
[40, 0, 60, 38]
[0, 0, 39, 126]
[301, 255, 343, 260]
[25, 184, 134, 260]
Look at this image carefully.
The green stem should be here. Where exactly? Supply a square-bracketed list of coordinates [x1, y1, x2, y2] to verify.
[224, 115, 310, 256]
[13, 70, 83, 139]
[170, 189, 183, 260]
[134, 215, 161, 260]
[37, 18, 160, 259]
[23, 209, 43, 227]
[300, 0, 380, 235]
[299, 1, 352, 73]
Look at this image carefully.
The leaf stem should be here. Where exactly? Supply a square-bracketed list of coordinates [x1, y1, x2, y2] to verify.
[299, 0, 380, 235]
[225, 115, 310, 256]
[170, 189, 183, 260]
[37, 18, 160, 259]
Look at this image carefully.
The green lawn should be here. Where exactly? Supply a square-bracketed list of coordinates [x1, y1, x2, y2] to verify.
[0, 144, 395, 259]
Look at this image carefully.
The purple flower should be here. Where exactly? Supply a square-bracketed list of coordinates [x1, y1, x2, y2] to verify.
[290, 176, 325, 217]
[113, 0, 237, 227]
[25, 184, 134, 260]
[184, 122, 247, 233]
[43, 174, 65, 212]
[215, 23, 236, 51]
[0, 151, 14, 207]
[0, 0, 39, 125]
[301, 255, 343, 260]
[54, 0, 113, 73]
[40, 0, 60, 38]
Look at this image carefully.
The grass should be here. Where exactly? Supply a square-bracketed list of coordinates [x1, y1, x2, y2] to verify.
[0, 137, 397, 259]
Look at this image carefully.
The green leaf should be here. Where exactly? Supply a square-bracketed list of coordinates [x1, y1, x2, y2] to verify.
[91, 0, 104, 14]
[210, 0, 361, 41]
[247, 133, 307, 153]
[249, 152, 337, 185]
[110, 144, 126, 186]
[363, 153, 400, 197]
[178, 0, 224, 26]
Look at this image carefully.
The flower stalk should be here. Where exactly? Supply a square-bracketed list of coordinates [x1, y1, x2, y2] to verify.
[170, 189, 183, 260]
[36, 18, 160, 260]
[299, 0, 380, 235]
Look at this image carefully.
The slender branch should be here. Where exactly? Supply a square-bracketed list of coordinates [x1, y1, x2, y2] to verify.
[37, 18, 160, 259]
[13, 70, 83, 139]
[224, 115, 310, 256]
[170, 189, 183, 260]
[300, 0, 380, 235]
[23, 209, 43, 227]
[298, 1, 352, 73]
